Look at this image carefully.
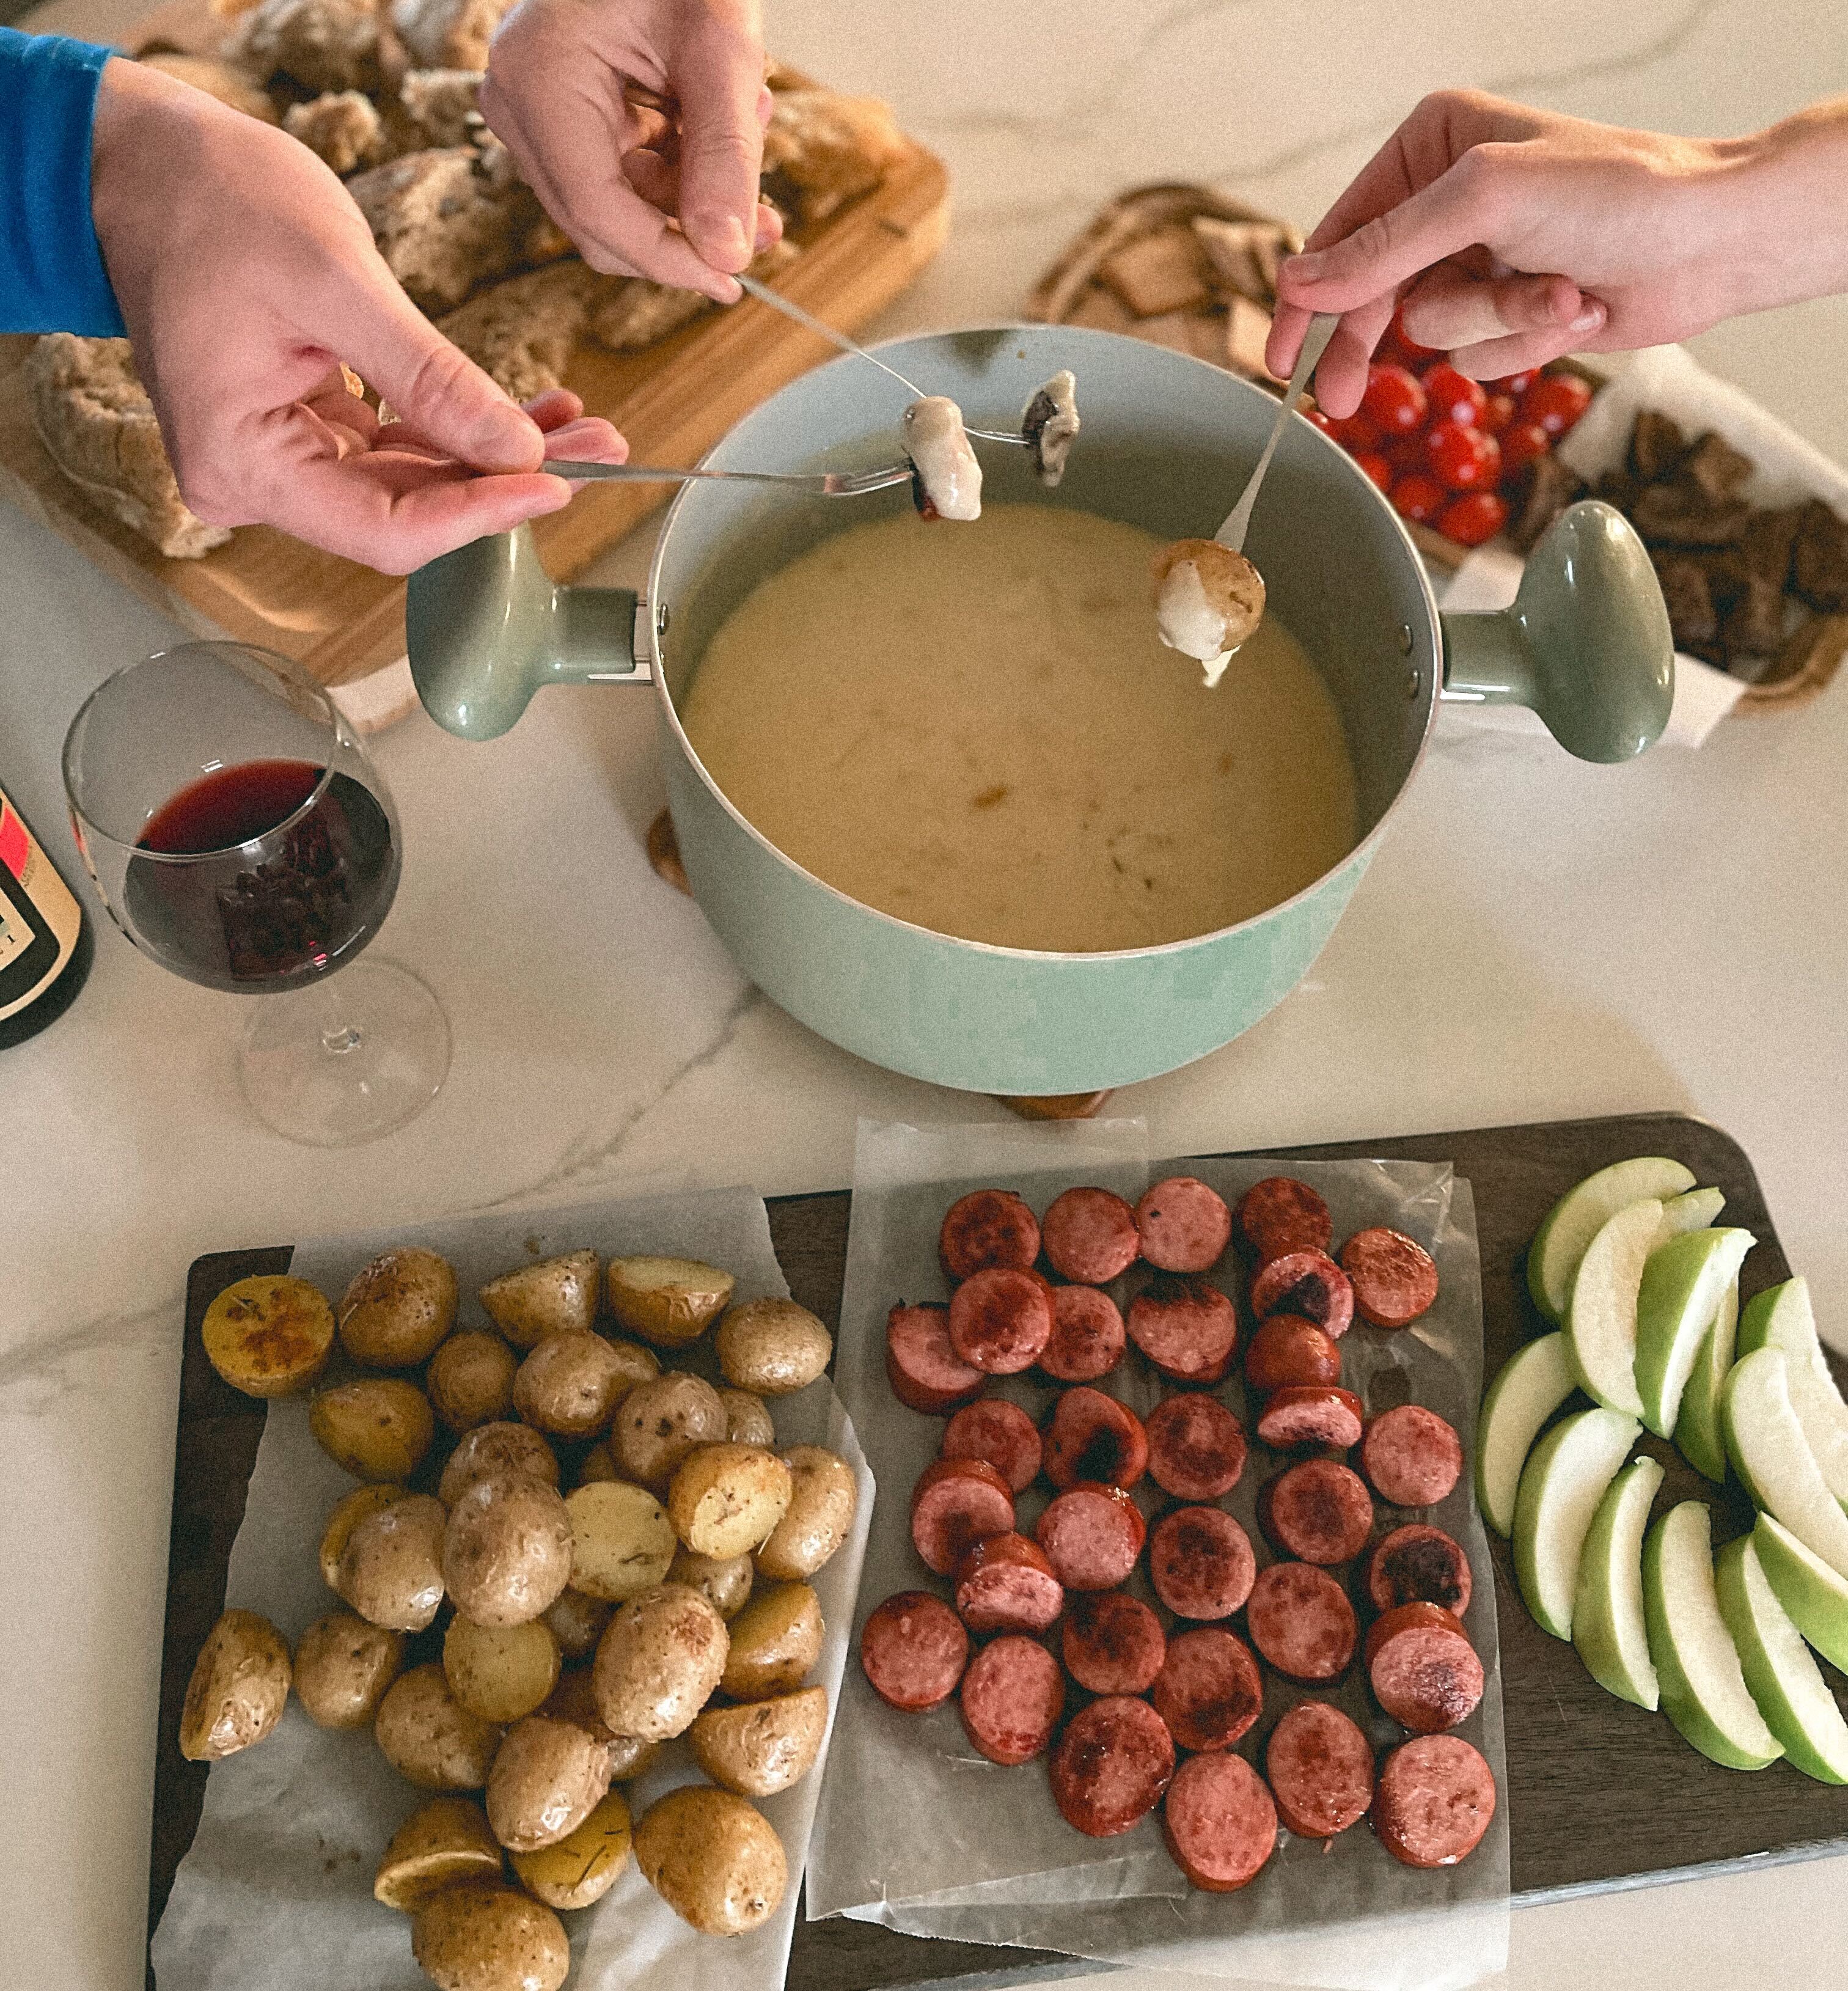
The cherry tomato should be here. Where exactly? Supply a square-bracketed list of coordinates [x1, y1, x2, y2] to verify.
[1379, 306, 1439, 370]
[1499, 420, 1551, 472]
[1493, 369, 1538, 397]
[1305, 408, 1335, 437]
[1361, 363, 1428, 438]
[1424, 419, 1501, 493]
[1437, 491, 1510, 547]
[1352, 449, 1393, 493]
[1482, 392, 1517, 435]
[1390, 472, 1447, 524]
[1520, 371, 1594, 438]
[1326, 409, 1383, 451]
[1421, 362, 1487, 429]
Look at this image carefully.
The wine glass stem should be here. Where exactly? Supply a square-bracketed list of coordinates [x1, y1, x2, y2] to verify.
[318, 979, 362, 1056]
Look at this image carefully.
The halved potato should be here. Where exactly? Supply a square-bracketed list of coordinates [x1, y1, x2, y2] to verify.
[318, 1483, 409, 1590]
[606, 1256, 736, 1348]
[201, 1274, 334, 1397]
[339, 1247, 458, 1368]
[510, 1788, 632, 1909]
[179, 1608, 291, 1761]
[634, 1786, 787, 1937]
[438, 1420, 559, 1505]
[718, 1388, 776, 1447]
[375, 1663, 502, 1790]
[310, 1377, 436, 1482]
[565, 1480, 676, 1601]
[444, 1615, 562, 1723]
[485, 1712, 614, 1852]
[426, 1330, 518, 1433]
[755, 1445, 858, 1582]
[667, 1443, 793, 1559]
[295, 1612, 404, 1729]
[411, 1885, 568, 1991]
[338, 1492, 447, 1632]
[513, 1333, 632, 1438]
[479, 1250, 601, 1348]
[721, 1583, 823, 1700]
[716, 1298, 833, 1396]
[690, 1684, 829, 1796]
[576, 1441, 619, 1487]
[612, 1372, 727, 1492]
[667, 1547, 754, 1620]
[374, 1795, 503, 1910]
[542, 1588, 612, 1661]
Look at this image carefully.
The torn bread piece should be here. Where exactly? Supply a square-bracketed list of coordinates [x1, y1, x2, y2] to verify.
[397, 67, 483, 147]
[1022, 371, 1079, 488]
[347, 142, 560, 312]
[438, 262, 599, 402]
[903, 397, 981, 522]
[228, 0, 382, 95]
[585, 237, 799, 353]
[1152, 537, 1265, 685]
[284, 89, 388, 174]
[391, 0, 513, 72]
[760, 89, 906, 223]
[138, 51, 280, 122]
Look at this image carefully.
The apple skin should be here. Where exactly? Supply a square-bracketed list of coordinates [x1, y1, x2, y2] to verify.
[1676, 1279, 1737, 1486]
[1721, 1348, 1848, 1578]
[1572, 1454, 1663, 1711]
[1715, 1533, 1848, 1786]
[1528, 1158, 1696, 1324]
[1634, 1228, 1753, 1440]
[1753, 1512, 1848, 1674]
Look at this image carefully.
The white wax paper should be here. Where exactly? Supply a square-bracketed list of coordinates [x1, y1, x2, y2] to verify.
[150, 1185, 874, 1991]
[807, 1121, 1508, 1991]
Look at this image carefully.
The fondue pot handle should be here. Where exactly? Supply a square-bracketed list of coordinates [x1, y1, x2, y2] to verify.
[404, 524, 651, 741]
[1437, 500, 1673, 762]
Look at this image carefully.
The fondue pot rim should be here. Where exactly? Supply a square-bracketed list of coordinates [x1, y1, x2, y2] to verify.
[645, 324, 1444, 966]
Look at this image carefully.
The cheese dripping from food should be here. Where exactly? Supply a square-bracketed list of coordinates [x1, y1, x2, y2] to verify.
[1152, 537, 1267, 688]
[902, 397, 983, 521]
[1022, 370, 1080, 486]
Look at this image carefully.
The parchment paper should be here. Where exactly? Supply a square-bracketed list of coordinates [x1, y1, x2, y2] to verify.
[151, 1186, 875, 1991]
[807, 1122, 1508, 1991]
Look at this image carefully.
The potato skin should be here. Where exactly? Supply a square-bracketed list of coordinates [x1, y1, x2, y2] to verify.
[612, 1372, 727, 1492]
[338, 1492, 447, 1632]
[690, 1685, 829, 1797]
[542, 1669, 660, 1780]
[443, 1473, 574, 1628]
[411, 1884, 569, 1991]
[485, 1713, 614, 1852]
[716, 1298, 833, 1396]
[755, 1445, 858, 1582]
[479, 1250, 601, 1349]
[202, 1274, 333, 1396]
[318, 1483, 408, 1590]
[373, 1795, 503, 1911]
[634, 1786, 788, 1937]
[721, 1583, 823, 1700]
[375, 1664, 502, 1791]
[564, 1480, 676, 1601]
[542, 1589, 613, 1662]
[427, 1330, 518, 1433]
[576, 1441, 619, 1487]
[339, 1247, 458, 1367]
[438, 1421, 559, 1505]
[510, 1788, 632, 1910]
[718, 1388, 776, 1447]
[606, 1255, 737, 1348]
[667, 1443, 794, 1558]
[513, 1333, 632, 1438]
[310, 1377, 436, 1482]
[294, 1612, 403, 1729]
[592, 1583, 728, 1741]
[179, 1608, 291, 1761]
[667, 1547, 755, 1620]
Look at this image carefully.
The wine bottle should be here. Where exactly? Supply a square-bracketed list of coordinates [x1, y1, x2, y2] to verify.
[0, 779, 93, 1048]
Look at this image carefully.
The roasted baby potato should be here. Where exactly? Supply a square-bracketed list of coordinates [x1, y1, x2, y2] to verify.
[426, 1330, 518, 1432]
[309, 1377, 436, 1482]
[442, 1472, 573, 1628]
[201, 1274, 334, 1396]
[667, 1547, 754, 1621]
[755, 1445, 858, 1582]
[690, 1684, 829, 1797]
[294, 1611, 403, 1729]
[667, 1443, 793, 1559]
[444, 1615, 561, 1723]
[634, 1785, 788, 1937]
[565, 1480, 676, 1601]
[513, 1333, 632, 1438]
[479, 1249, 601, 1348]
[717, 1387, 776, 1447]
[542, 1668, 660, 1780]
[338, 1246, 458, 1367]
[543, 1588, 613, 1662]
[411, 1883, 569, 1991]
[318, 1482, 408, 1590]
[592, 1582, 728, 1741]
[179, 1608, 291, 1761]
[612, 1371, 727, 1492]
[576, 1440, 619, 1487]
[375, 1663, 502, 1790]
[716, 1297, 832, 1396]
[337, 1492, 447, 1632]
[374, 1795, 503, 1911]
[606, 1255, 736, 1347]
[438, 1420, 559, 1505]
[510, 1788, 632, 1910]
[721, 1583, 823, 1700]
[485, 1712, 614, 1852]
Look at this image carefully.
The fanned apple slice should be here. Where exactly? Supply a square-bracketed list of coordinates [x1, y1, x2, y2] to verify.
[1476, 1331, 1580, 1538]
[1737, 1279, 1848, 1506]
[1722, 1348, 1848, 1580]
[1715, 1533, 1848, 1784]
[1573, 1453, 1665, 1709]
[1528, 1158, 1696, 1324]
[1566, 1199, 1663, 1417]
[1660, 1187, 1726, 1236]
[1513, 1406, 1640, 1640]
[1678, 1276, 1739, 1485]
[1754, 1512, 1848, 1672]
[1635, 1228, 1755, 1439]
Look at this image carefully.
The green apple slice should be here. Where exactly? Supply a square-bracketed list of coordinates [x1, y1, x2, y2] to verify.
[1715, 1533, 1848, 1784]
[1528, 1157, 1698, 1323]
[1565, 1198, 1664, 1417]
[1737, 1279, 1848, 1505]
[1635, 1228, 1755, 1439]
[1513, 1406, 1640, 1639]
[1661, 1187, 1726, 1236]
[1643, 1502, 1782, 1769]
[1476, 1331, 1580, 1537]
[1722, 1348, 1848, 1579]
[1677, 1276, 1739, 1484]
[1572, 1453, 1665, 1709]
[1754, 1512, 1848, 1673]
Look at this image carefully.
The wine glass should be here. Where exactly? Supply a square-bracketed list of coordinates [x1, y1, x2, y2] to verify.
[62, 640, 450, 1146]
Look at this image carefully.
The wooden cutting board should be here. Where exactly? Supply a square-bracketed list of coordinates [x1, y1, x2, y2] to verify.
[2, 9, 948, 711]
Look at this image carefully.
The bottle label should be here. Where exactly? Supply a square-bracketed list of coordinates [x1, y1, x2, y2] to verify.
[0, 791, 82, 1021]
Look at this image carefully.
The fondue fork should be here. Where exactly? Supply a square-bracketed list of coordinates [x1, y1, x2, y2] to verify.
[540, 459, 915, 496]
[1215, 311, 1340, 552]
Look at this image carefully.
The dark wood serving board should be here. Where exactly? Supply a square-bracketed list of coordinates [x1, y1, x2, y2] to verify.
[150, 1113, 1848, 1991]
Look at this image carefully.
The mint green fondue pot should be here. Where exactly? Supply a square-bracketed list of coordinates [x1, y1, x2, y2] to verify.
[406, 325, 1671, 1096]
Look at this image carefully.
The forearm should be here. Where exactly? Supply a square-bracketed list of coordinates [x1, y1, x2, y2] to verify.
[1718, 96, 1848, 318]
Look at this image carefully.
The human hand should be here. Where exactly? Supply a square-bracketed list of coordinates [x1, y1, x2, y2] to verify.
[480, 0, 782, 301]
[90, 60, 623, 573]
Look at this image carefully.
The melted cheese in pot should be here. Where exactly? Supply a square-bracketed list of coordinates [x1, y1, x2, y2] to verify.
[681, 504, 1358, 955]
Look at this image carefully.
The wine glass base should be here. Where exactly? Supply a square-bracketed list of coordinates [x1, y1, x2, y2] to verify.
[237, 957, 451, 1147]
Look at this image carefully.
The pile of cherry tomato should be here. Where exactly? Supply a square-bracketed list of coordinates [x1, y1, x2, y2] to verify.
[1307, 310, 1595, 548]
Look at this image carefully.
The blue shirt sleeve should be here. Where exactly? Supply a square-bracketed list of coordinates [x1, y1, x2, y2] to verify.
[0, 28, 127, 336]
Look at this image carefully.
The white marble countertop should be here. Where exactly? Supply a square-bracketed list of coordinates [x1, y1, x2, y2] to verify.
[7, 1, 1848, 1986]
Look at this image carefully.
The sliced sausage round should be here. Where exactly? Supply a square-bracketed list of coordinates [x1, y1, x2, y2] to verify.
[910, 1457, 1016, 1576]
[1163, 1751, 1277, 1892]
[1049, 1696, 1176, 1838]
[1040, 1285, 1127, 1382]
[941, 1398, 1043, 1492]
[1043, 1387, 1148, 1491]
[1244, 1561, 1357, 1682]
[886, 1302, 985, 1414]
[1061, 1592, 1167, 1696]
[1145, 1393, 1247, 1501]
[1151, 1626, 1263, 1753]
[1258, 1460, 1373, 1566]
[940, 1189, 1041, 1282]
[948, 1267, 1055, 1375]
[1127, 1277, 1238, 1379]
[1235, 1176, 1333, 1264]
[1242, 1315, 1342, 1395]
[1255, 1384, 1364, 1453]
[1365, 1603, 1484, 1734]
[1034, 1483, 1146, 1591]
[1149, 1507, 1256, 1621]
[958, 1634, 1065, 1765]
[955, 1533, 1065, 1636]
[1266, 1701, 1373, 1839]
[1135, 1176, 1232, 1274]
[1250, 1250, 1354, 1338]
[1041, 1187, 1141, 1285]
[1361, 1405, 1464, 1507]
[1373, 1734, 1497, 1868]
[860, 1590, 969, 1711]
[1367, 1524, 1473, 1615]
[1341, 1227, 1439, 1329]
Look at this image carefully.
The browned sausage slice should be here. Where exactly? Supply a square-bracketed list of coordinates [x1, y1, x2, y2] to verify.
[1258, 1461, 1373, 1565]
[1242, 1315, 1342, 1394]
[1050, 1696, 1176, 1838]
[1361, 1405, 1464, 1507]
[1040, 1285, 1127, 1382]
[1145, 1393, 1247, 1501]
[1244, 1561, 1357, 1682]
[860, 1591, 969, 1711]
[1367, 1524, 1473, 1615]
[1341, 1228, 1439, 1329]
[1255, 1384, 1365, 1453]
[1041, 1187, 1141, 1285]
[955, 1533, 1065, 1636]
[1061, 1592, 1167, 1695]
[1235, 1176, 1333, 1264]
[1043, 1387, 1148, 1491]
[1151, 1626, 1262, 1753]
[1365, 1603, 1484, 1733]
[910, 1457, 1016, 1576]
[1127, 1276, 1238, 1379]
[1373, 1734, 1496, 1868]
[940, 1189, 1041, 1282]
[1033, 1483, 1145, 1591]
[941, 1398, 1043, 1492]
[1250, 1251, 1354, 1338]
[1148, 1506, 1256, 1621]
[886, 1302, 985, 1414]
[1162, 1752, 1277, 1891]
[1135, 1176, 1232, 1273]
[1266, 1701, 1373, 1838]
[958, 1634, 1065, 1765]
[948, 1267, 1055, 1375]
